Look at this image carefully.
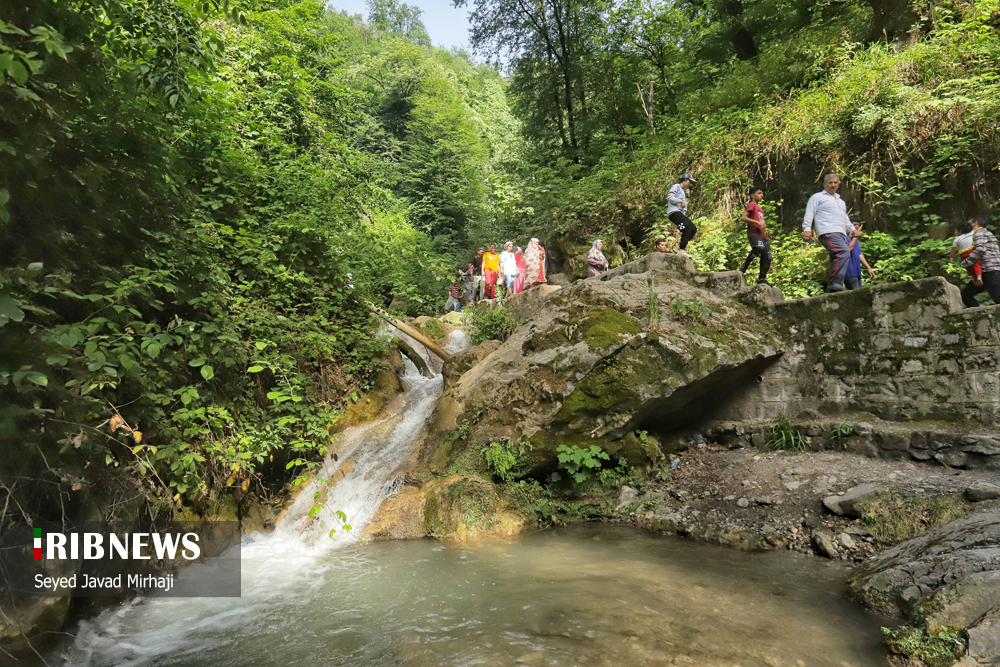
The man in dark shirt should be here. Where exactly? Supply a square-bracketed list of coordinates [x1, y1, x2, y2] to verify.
[739, 187, 773, 286]
[471, 248, 485, 302]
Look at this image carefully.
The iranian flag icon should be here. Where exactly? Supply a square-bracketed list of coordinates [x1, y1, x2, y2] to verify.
[34, 528, 41, 559]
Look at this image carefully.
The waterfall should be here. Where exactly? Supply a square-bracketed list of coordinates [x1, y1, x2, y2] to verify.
[61, 327, 468, 667]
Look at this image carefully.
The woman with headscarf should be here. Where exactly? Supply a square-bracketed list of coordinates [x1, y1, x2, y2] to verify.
[588, 239, 609, 277]
[524, 238, 547, 289]
[513, 246, 526, 294]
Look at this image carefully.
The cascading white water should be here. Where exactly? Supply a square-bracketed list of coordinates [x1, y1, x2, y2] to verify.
[60, 328, 468, 667]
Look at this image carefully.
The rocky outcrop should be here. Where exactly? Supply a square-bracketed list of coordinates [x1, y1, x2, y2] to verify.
[422, 253, 785, 475]
[362, 474, 527, 541]
[850, 508, 1000, 665]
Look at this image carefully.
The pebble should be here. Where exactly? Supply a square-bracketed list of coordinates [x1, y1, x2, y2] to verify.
[783, 481, 803, 491]
[723, 495, 736, 502]
[836, 533, 856, 549]
[736, 497, 750, 508]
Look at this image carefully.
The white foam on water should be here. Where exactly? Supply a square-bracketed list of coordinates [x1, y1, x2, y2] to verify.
[60, 329, 466, 667]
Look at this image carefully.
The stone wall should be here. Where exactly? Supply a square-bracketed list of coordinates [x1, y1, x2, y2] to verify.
[710, 277, 1000, 469]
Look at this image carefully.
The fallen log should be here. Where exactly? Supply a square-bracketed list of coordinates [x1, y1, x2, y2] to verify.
[367, 302, 452, 361]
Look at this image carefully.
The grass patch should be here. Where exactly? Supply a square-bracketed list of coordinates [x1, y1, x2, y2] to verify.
[860, 492, 967, 548]
[761, 414, 808, 452]
[882, 626, 965, 667]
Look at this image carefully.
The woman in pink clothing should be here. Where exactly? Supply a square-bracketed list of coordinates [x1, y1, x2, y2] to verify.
[513, 246, 526, 294]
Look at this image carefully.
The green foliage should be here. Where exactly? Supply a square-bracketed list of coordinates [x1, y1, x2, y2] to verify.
[831, 422, 856, 448]
[478, 436, 532, 483]
[597, 457, 634, 488]
[860, 492, 967, 547]
[444, 419, 471, 445]
[465, 301, 519, 345]
[645, 277, 661, 327]
[882, 626, 965, 667]
[762, 414, 808, 452]
[0, 0, 522, 518]
[668, 296, 711, 320]
[551, 443, 610, 485]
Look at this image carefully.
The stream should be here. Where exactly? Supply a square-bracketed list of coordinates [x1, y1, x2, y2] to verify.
[49, 330, 886, 667]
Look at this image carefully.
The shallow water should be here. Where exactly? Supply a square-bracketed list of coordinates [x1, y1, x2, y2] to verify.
[58, 524, 884, 667]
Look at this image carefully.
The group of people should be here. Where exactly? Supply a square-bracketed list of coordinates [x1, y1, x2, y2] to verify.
[445, 239, 548, 312]
[445, 171, 1000, 313]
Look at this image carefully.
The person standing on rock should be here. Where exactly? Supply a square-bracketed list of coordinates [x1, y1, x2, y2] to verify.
[524, 238, 546, 289]
[739, 187, 773, 287]
[482, 244, 500, 299]
[667, 174, 697, 256]
[513, 246, 526, 294]
[471, 247, 485, 302]
[960, 215, 1000, 307]
[445, 273, 463, 313]
[951, 220, 983, 289]
[803, 173, 857, 293]
[459, 262, 474, 304]
[500, 241, 519, 292]
[845, 216, 875, 290]
[587, 239, 609, 277]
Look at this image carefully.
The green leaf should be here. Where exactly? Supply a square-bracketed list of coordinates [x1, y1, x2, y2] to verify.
[247, 365, 264, 373]
[10, 59, 28, 85]
[200, 365, 214, 380]
[0, 292, 25, 325]
[146, 343, 161, 358]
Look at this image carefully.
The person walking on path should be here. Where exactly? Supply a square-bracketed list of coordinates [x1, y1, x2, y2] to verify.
[951, 220, 983, 288]
[524, 238, 546, 289]
[739, 187, 773, 286]
[803, 173, 857, 292]
[513, 246, 526, 294]
[500, 241, 519, 292]
[845, 216, 875, 290]
[459, 263, 474, 304]
[587, 239, 609, 277]
[471, 248, 485, 302]
[445, 274, 463, 313]
[667, 173, 697, 256]
[960, 215, 1000, 307]
[482, 244, 500, 299]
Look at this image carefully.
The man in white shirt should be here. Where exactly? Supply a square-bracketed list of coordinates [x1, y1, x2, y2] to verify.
[667, 173, 697, 256]
[803, 173, 857, 292]
[499, 241, 518, 291]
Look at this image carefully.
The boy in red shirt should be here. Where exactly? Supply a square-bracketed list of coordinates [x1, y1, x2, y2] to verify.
[739, 187, 773, 286]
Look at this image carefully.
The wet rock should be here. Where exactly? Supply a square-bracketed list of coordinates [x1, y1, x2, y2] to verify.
[965, 482, 1000, 503]
[849, 508, 1000, 620]
[822, 483, 882, 517]
[812, 530, 839, 559]
[441, 340, 502, 389]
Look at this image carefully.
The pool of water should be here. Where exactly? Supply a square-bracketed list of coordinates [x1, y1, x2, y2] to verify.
[57, 524, 885, 667]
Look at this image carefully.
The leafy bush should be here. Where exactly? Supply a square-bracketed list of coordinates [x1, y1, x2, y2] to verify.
[465, 302, 520, 345]
[762, 414, 809, 452]
[551, 443, 610, 484]
[479, 436, 533, 483]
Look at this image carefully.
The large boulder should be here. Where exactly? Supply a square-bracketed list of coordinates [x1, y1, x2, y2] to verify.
[424, 253, 785, 474]
[850, 508, 1000, 664]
